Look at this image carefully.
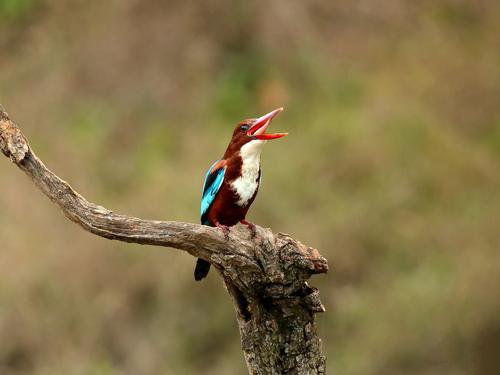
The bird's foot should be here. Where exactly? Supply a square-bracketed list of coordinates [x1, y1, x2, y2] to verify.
[215, 222, 230, 240]
[240, 220, 257, 239]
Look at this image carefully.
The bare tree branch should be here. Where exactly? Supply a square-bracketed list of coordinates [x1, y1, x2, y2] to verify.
[0, 106, 252, 261]
[0, 106, 328, 374]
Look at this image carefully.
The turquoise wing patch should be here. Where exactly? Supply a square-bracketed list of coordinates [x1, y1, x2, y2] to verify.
[200, 161, 225, 222]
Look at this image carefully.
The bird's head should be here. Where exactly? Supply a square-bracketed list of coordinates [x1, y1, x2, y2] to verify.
[224, 107, 287, 158]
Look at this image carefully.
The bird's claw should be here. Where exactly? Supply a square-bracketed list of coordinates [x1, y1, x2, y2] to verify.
[240, 220, 257, 239]
[215, 222, 230, 240]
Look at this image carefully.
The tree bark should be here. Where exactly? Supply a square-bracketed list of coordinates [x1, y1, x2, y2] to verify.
[0, 106, 328, 374]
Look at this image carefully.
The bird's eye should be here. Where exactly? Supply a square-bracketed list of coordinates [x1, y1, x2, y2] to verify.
[240, 124, 249, 132]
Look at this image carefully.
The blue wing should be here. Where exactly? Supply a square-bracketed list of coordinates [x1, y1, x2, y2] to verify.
[200, 160, 226, 225]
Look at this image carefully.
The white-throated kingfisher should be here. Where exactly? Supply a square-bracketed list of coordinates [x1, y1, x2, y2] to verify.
[195, 107, 287, 280]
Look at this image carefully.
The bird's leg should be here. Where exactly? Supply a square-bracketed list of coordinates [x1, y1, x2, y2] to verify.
[215, 220, 230, 240]
[240, 220, 257, 238]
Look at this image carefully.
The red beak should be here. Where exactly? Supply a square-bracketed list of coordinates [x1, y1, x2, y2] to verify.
[247, 107, 288, 140]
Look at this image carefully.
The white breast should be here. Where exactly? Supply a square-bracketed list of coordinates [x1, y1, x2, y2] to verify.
[231, 140, 265, 207]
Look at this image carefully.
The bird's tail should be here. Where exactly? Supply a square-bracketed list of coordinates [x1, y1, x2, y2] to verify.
[195, 219, 212, 281]
[194, 258, 211, 281]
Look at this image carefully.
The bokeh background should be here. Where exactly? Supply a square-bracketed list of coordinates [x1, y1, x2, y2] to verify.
[1, 0, 500, 374]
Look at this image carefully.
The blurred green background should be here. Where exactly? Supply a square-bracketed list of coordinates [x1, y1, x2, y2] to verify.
[1, 0, 500, 374]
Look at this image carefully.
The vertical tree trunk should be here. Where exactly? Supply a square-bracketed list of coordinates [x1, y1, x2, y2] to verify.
[217, 232, 328, 374]
[237, 291, 326, 374]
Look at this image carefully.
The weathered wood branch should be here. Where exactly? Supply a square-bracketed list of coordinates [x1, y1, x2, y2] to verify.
[0, 106, 328, 374]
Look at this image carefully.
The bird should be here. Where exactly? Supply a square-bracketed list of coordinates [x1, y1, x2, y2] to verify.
[195, 107, 288, 281]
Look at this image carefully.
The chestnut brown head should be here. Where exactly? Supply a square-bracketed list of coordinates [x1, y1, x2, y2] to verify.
[224, 108, 287, 158]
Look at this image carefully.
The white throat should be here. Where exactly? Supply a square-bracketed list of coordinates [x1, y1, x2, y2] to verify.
[231, 140, 265, 207]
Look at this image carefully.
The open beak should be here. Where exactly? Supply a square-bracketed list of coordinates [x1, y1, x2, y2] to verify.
[247, 107, 288, 140]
